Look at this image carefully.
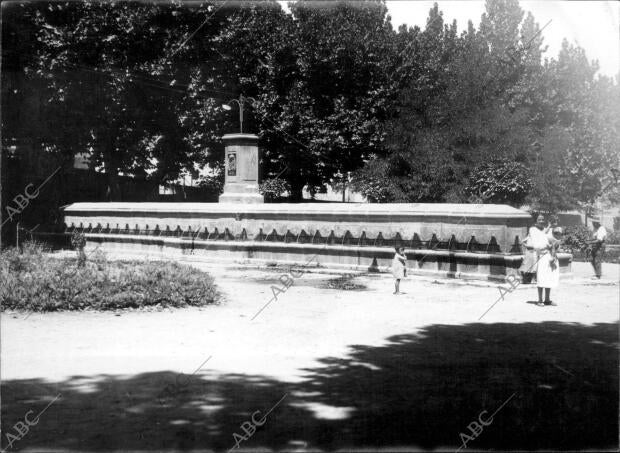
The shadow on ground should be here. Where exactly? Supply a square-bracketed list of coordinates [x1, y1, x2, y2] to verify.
[2, 322, 617, 451]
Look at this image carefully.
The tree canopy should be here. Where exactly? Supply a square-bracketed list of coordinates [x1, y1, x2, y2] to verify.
[2, 0, 618, 211]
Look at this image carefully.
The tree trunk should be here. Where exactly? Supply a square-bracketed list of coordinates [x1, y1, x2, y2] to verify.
[105, 172, 122, 201]
[103, 135, 122, 201]
[289, 180, 304, 202]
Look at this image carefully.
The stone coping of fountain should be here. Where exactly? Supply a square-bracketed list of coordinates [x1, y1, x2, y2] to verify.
[64, 202, 532, 219]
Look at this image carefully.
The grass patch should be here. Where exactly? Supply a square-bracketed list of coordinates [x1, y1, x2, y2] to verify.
[0, 242, 221, 312]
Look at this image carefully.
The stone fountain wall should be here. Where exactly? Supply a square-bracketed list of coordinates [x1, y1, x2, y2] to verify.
[62, 202, 572, 281]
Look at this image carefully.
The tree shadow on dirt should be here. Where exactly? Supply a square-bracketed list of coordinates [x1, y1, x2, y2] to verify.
[2, 321, 617, 451]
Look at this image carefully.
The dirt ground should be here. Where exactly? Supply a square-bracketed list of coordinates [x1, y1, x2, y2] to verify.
[1, 258, 618, 452]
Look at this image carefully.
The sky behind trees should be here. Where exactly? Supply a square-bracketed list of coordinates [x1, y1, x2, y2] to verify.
[388, 1, 619, 77]
[279, 1, 619, 77]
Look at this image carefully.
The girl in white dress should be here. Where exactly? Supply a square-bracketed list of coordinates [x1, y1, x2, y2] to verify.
[392, 246, 407, 294]
[536, 227, 563, 305]
[520, 215, 551, 282]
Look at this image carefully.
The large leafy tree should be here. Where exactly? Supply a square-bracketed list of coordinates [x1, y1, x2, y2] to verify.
[527, 41, 620, 214]
[187, 0, 298, 186]
[353, 0, 618, 212]
[12, 0, 399, 201]
[353, 1, 537, 203]
[18, 0, 229, 200]
[190, 0, 404, 200]
[269, 0, 396, 199]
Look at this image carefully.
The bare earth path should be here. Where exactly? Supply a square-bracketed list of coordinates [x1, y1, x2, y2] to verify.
[2, 259, 618, 452]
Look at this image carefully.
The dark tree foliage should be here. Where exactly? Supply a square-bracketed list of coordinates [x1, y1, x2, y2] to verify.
[1, 0, 618, 211]
[464, 159, 532, 207]
[4, 1, 230, 200]
[352, 0, 619, 212]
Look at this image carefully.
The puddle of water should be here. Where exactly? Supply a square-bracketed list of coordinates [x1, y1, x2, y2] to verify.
[321, 275, 368, 291]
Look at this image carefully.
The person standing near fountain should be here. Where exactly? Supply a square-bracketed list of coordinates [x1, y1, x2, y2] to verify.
[536, 227, 563, 306]
[588, 218, 607, 279]
[392, 246, 407, 295]
[520, 214, 551, 283]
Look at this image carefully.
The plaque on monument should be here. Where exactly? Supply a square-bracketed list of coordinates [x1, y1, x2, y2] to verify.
[227, 153, 237, 176]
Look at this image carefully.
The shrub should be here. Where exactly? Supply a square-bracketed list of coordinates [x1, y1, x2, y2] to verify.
[606, 230, 620, 245]
[350, 159, 400, 203]
[70, 231, 86, 250]
[562, 225, 592, 255]
[70, 231, 87, 267]
[198, 173, 225, 198]
[562, 226, 620, 263]
[259, 178, 291, 202]
[0, 242, 220, 312]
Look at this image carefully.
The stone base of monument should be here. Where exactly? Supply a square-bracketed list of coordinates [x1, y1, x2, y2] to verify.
[218, 183, 264, 204]
[61, 202, 572, 282]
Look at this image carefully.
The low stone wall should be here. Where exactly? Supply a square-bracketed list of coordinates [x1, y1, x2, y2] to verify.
[62, 202, 573, 281]
[82, 233, 572, 282]
[63, 202, 532, 252]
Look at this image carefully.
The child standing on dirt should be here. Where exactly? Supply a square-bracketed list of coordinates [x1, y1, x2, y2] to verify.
[392, 246, 407, 294]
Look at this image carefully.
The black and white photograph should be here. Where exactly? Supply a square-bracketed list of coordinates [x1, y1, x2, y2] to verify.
[1, 0, 619, 451]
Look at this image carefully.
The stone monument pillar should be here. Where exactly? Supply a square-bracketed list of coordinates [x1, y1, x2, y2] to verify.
[218, 133, 264, 204]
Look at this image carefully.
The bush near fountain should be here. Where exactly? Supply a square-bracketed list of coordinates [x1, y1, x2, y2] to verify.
[563, 225, 620, 263]
[0, 242, 220, 312]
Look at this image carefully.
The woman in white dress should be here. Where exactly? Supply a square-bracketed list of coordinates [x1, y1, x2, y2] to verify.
[520, 214, 551, 282]
[536, 227, 563, 305]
